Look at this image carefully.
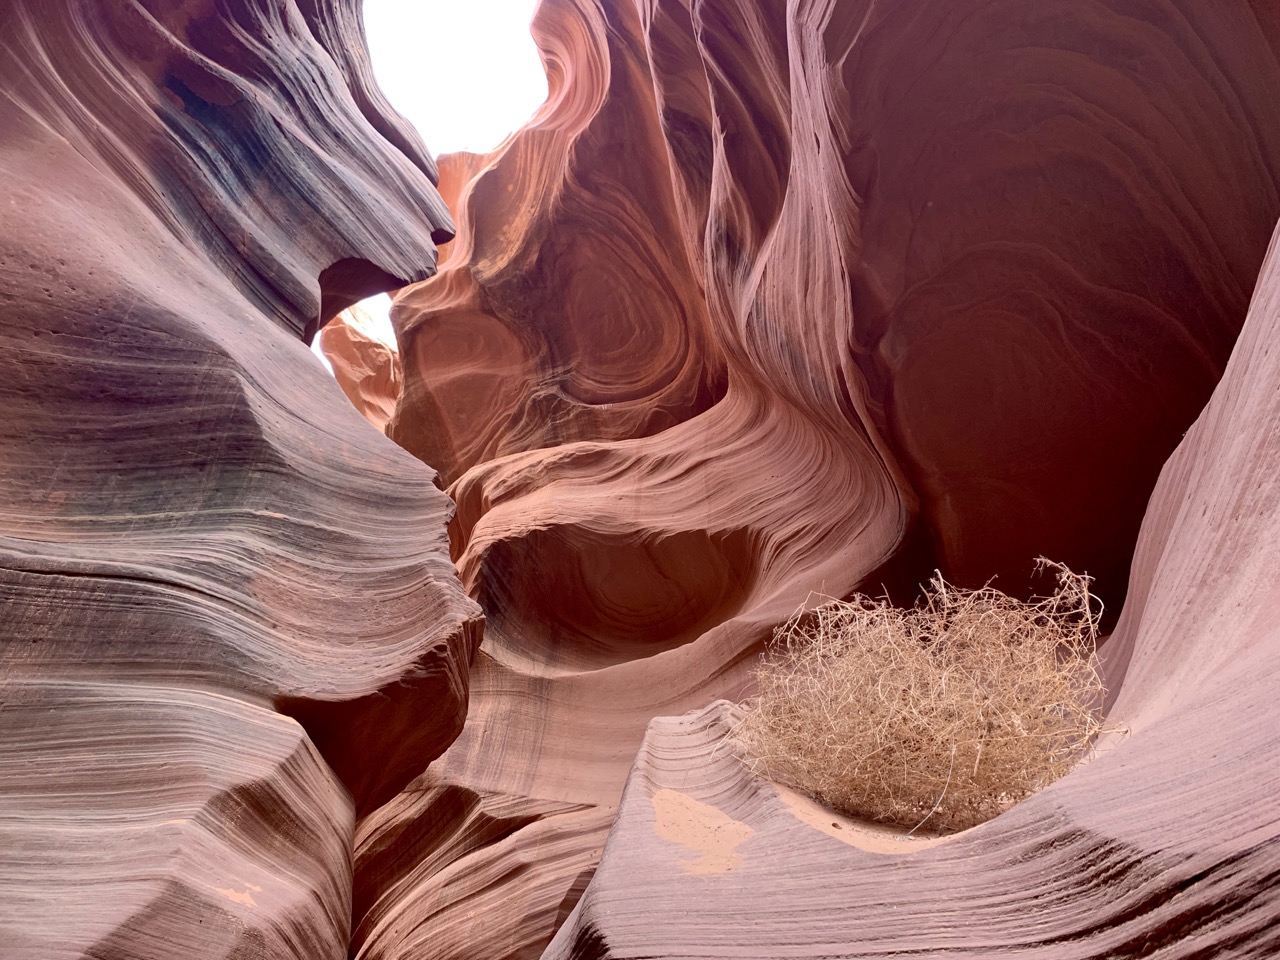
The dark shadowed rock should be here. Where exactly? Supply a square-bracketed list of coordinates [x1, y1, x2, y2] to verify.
[0, 1, 479, 956]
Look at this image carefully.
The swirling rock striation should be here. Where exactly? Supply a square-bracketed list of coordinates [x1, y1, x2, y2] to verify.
[546, 219, 1280, 960]
[319, 305, 403, 432]
[364, 0, 1280, 958]
[0, 1, 478, 957]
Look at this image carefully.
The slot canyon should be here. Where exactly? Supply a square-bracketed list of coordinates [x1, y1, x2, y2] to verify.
[3, 1, 1280, 958]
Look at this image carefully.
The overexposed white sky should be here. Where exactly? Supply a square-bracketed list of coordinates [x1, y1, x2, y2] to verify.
[314, 1, 544, 361]
[363, 0, 547, 157]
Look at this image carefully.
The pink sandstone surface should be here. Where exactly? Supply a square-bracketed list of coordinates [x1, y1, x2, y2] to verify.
[544, 215, 1280, 960]
[4, 0, 1280, 958]
[355, 1, 1280, 958]
[0, 0, 478, 957]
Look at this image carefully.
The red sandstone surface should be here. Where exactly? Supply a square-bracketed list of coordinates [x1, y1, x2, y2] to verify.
[4, 0, 1280, 958]
[359, 1, 1280, 958]
[319, 305, 403, 432]
[0, 1, 478, 956]
[545, 218, 1280, 960]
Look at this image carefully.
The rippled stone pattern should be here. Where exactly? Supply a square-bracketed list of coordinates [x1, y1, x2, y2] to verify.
[320, 306, 402, 432]
[364, 1, 1280, 957]
[547, 222, 1280, 960]
[0, 1, 478, 957]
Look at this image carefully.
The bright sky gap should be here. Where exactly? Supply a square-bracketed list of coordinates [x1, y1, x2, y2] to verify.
[315, 0, 546, 362]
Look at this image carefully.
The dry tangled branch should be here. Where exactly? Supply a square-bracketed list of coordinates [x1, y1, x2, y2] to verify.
[736, 560, 1105, 833]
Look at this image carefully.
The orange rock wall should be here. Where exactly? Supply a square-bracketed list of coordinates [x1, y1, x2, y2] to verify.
[363, 1, 1280, 958]
[5, 0, 1280, 957]
[546, 214, 1280, 960]
[0, 1, 477, 956]
[320, 305, 403, 432]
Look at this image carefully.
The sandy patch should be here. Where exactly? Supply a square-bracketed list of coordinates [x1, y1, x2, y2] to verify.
[651, 788, 755, 875]
[773, 783, 953, 853]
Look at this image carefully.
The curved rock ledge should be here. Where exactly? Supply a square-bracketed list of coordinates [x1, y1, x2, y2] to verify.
[319, 306, 403, 432]
[0, 1, 478, 956]
[547, 220, 1280, 959]
[364, 1, 1280, 957]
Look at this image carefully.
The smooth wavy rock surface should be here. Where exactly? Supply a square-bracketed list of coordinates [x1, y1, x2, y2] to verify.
[366, 1, 1280, 958]
[546, 221, 1280, 960]
[0, 1, 478, 957]
[319, 306, 403, 432]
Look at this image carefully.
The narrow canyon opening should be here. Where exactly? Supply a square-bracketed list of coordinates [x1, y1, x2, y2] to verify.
[314, 0, 548, 375]
[8, 1, 1280, 958]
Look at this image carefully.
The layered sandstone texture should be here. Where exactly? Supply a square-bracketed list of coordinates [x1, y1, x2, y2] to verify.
[547, 216, 1280, 960]
[363, 1, 1280, 958]
[320, 305, 403, 431]
[0, 1, 479, 958]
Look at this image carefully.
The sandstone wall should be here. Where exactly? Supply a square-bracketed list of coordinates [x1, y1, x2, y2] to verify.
[359, 1, 1280, 957]
[0, 2, 478, 956]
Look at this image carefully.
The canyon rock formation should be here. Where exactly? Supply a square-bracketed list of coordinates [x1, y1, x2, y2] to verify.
[320, 305, 403, 431]
[361, 1, 1280, 958]
[0, 1, 478, 957]
[6, 0, 1280, 958]
[546, 218, 1280, 960]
